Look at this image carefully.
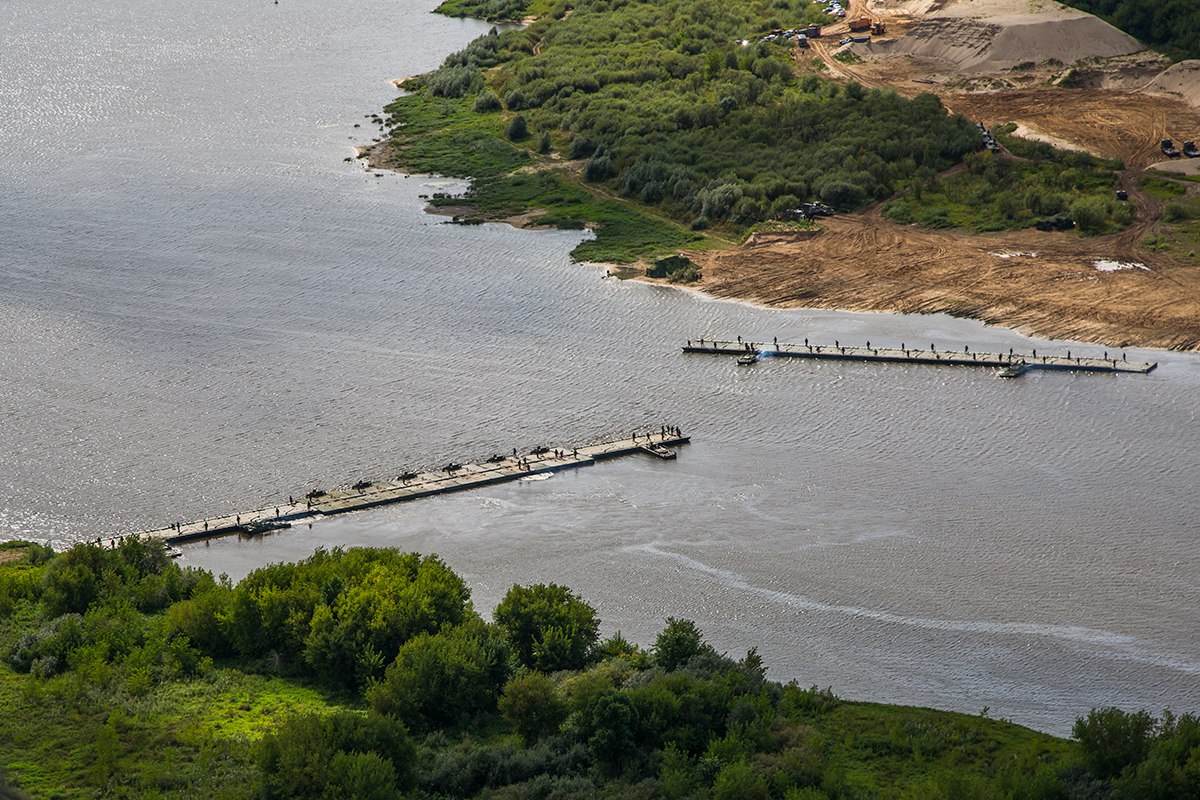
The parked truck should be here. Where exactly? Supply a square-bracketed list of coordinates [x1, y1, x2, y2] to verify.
[848, 16, 872, 32]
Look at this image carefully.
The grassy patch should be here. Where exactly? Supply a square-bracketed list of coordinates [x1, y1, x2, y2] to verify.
[885, 124, 1128, 233]
[381, 92, 528, 179]
[429, 167, 707, 263]
[804, 700, 1076, 794]
[1139, 176, 1200, 257]
[0, 663, 347, 799]
[1142, 175, 1189, 200]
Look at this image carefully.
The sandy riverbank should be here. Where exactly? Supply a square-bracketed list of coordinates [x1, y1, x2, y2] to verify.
[677, 213, 1200, 351]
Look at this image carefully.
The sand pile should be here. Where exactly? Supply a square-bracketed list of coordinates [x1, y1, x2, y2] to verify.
[868, 0, 1143, 73]
[1146, 61, 1200, 109]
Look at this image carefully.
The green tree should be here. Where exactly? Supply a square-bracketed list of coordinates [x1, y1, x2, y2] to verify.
[654, 617, 707, 671]
[1073, 706, 1156, 780]
[584, 690, 640, 771]
[506, 114, 529, 141]
[367, 621, 509, 731]
[325, 752, 402, 800]
[1111, 712, 1200, 800]
[498, 671, 568, 743]
[599, 630, 647, 667]
[713, 760, 770, 800]
[660, 743, 698, 799]
[258, 711, 414, 800]
[493, 583, 599, 671]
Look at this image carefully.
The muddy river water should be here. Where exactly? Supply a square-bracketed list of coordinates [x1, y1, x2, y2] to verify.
[2, 0, 1197, 735]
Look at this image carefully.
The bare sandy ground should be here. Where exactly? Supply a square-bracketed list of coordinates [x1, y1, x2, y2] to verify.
[1149, 158, 1200, 177]
[865, 0, 1142, 73]
[687, 210, 1200, 351]
[1145, 61, 1200, 110]
[1009, 123, 1098, 155]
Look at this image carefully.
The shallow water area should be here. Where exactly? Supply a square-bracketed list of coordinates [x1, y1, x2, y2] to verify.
[2, 0, 1198, 737]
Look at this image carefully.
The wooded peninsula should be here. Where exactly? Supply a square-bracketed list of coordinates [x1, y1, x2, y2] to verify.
[365, 0, 1200, 350]
[370, 0, 1137, 262]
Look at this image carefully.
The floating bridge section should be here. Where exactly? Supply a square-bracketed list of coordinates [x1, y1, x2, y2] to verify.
[106, 430, 689, 549]
[683, 339, 1157, 375]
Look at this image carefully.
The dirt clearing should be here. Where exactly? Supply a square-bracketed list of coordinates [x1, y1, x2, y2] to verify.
[687, 212, 1200, 350]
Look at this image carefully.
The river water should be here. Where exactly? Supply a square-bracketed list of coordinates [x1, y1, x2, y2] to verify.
[2, 0, 1197, 736]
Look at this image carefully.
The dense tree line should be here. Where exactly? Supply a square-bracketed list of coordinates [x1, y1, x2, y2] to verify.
[1, 540, 1195, 799]
[1061, 0, 1200, 60]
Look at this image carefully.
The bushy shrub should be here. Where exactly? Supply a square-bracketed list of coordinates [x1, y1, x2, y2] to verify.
[494, 583, 599, 671]
[474, 89, 502, 112]
[258, 711, 414, 800]
[584, 152, 613, 181]
[367, 620, 510, 732]
[506, 114, 530, 141]
[426, 65, 482, 98]
[1070, 196, 1110, 234]
[499, 671, 568, 743]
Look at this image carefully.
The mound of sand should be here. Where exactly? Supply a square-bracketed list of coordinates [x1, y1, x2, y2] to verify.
[868, 0, 1143, 73]
[1146, 61, 1200, 109]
